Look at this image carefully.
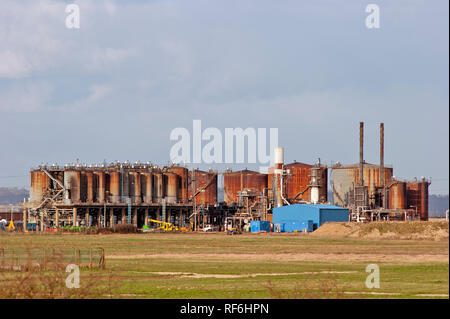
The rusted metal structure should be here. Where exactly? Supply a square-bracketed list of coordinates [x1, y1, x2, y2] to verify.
[388, 181, 407, 210]
[24, 163, 195, 231]
[268, 161, 328, 204]
[406, 178, 430, 221]
[188, 169, 218, 207]
[223, 169, 267, 205]
[168, 166, 189, 203]
[331, 163, 393, 207]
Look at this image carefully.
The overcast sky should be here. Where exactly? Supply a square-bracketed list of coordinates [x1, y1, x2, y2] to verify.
[0, 0, 448, 194]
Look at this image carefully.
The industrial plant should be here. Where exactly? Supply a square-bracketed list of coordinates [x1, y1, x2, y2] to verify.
[21, 122, 430, 233]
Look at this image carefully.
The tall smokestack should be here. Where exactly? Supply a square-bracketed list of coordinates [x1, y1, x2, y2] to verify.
[359, 122, 364, 186]
[274, 147, 284, 207]
[380, 123, 385, 207]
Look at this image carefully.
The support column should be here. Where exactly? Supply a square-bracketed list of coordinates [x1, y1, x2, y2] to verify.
[23, 207, 28, 232]
[144, 208, 149, 227]
[156, 207, 161, 221]
[97, 209, 102, 228]
[73, 207, 77, 227]
[85, 208, 89, 227]
[110, 208, 114, 227]
[133, 208, 138, 226]
[121, 208, 126, 224]
[55, 208, 59, 228]
[167, 209, 171, 224]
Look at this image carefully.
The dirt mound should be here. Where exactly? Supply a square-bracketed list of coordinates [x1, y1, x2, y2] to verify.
[311, 221, 449, 240]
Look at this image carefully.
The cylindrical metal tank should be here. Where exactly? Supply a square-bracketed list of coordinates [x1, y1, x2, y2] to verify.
[153, 172, 164, 203]
[142, 172, 153, 203]
[188, 170, 218, 206]
[223, 169, 267, 205]
[284, 162, 313, 201]
[331, 163, 393, 207]
[420, 180, 429, 221]
[109, 171, 120, 203]
[407, 179, 430, 221]
[389, 181, 407, 209]
[165, 172, 179, 203]
[85, 171, 94, 203]
[129, 172, 142, 204]
[95, 171, 106, 203]
[30, 170, 50, 203]
[169, 166, 189, 203]
[64, 170, 81, 202]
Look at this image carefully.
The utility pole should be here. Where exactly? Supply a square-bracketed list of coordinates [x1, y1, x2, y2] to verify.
[191, 168, 196, 231]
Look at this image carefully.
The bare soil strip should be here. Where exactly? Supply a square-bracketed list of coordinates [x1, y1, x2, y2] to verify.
[110, 252, 448, 263]
[137, 270, 358, 279]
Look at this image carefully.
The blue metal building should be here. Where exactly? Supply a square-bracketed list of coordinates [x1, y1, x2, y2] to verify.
[273, 204, 349, 230]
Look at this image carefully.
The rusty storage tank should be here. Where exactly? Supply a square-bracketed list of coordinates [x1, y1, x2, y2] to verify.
[30, 170, 50, 203]
[153, 171, 164, 203]
[406, 179, 430, 221]
[79, 171, 89, 202]
[189, 169, 218, 206]
[64, 170, 81, 202]
[169, 166, 189, 203]
[129, 172, 142, 204]
[331, 163, 393, 206]
[268, 162, 327, 203]
[85, 171, 95, 203]
[109, 171, 120, 203]
[284, 162, 313, 201]
[388, 181, 407, 209]
[223, 169, 267, 205]
[142, 172, 153, 203]
[164, 172, 179, 203]
[94, 171, 106, 203]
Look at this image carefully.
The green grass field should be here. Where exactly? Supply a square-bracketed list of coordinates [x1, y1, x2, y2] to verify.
[0, 231, 448, 299]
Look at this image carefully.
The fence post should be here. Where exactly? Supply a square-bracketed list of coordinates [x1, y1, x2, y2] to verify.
[43, 249, 47, 271]
[89, 248, 93, 269]
[99, 248, 105, 269]
[27, 248, 31, 272]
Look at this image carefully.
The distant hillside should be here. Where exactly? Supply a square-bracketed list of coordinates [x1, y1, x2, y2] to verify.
[0, 187, 29, 204]
[429, 194, 449, 217]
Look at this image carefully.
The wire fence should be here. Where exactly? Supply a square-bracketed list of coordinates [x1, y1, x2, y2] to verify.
[0, 247, 105, 271]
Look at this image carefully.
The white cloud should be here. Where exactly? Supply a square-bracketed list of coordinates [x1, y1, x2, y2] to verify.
[0, 83, 52, 112]
[0, 51, 31, 79]
[88, 48, 137, 71]
[86, 84, 111, 103]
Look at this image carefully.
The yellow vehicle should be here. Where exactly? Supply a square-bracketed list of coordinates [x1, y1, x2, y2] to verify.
[147, 219, 179, 232]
